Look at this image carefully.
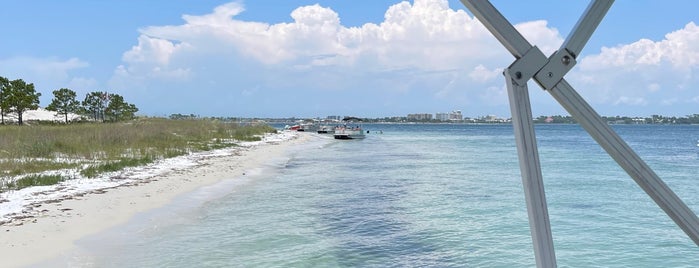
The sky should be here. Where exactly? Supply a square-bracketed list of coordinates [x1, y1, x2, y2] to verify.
[1, 0, 698, 118]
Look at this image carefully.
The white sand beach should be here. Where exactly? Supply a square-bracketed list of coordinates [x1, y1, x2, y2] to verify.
[0, 131, 310, 267]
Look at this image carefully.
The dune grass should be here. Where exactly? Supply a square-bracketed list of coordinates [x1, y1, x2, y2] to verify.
[4, 174, 66, 191]
[80, 156, 156, 178]
[0, 118, 277, 192]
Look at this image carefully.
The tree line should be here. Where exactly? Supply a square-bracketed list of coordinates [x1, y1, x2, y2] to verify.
[533, 114, 699, 124]
[0, 76, 138, 125]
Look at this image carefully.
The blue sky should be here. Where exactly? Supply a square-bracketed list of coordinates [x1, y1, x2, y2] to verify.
[1, 0, 698, 118]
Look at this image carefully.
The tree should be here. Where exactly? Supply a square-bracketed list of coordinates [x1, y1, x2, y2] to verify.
[5, 79, 41, 125]
[82, 91, 110, 122]
[46, 88, 80, 124]
[104, 94, 138, 121]
[0, 76, 9, 124]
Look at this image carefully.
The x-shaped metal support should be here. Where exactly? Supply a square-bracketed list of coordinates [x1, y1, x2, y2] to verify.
[459, 0, 699, 267]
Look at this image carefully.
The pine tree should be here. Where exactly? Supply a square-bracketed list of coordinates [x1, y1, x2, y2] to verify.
[0, 76, 9, 125]
[82, 91, 110, 122]
[6, 79, 41, 125]
[105, 94, 138, 121]
[46, 88, 81, 124]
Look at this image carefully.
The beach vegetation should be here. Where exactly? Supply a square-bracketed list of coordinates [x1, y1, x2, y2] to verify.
[104, 94, 138, 122]
[1, 159, 80, 177]
[46, 88, 81, 124]
[82, 91, 110, 122]
[80, 156, 155, 178]
[4, 174, 66, 191]
[3, 78, 41, 125]
[0, 76, 10, 124]
[0, 118, 277, 192]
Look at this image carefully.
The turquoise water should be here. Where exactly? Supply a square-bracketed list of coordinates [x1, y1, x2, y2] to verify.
[74, 124, 699, 267]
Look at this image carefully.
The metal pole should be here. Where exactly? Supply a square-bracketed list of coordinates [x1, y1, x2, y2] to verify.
[560, 0, 614, 58]
[459, 0, 531, 58]
[548, 80, 699, 245]
[505, 69, 557, 267]
[461, 0, 699, 253]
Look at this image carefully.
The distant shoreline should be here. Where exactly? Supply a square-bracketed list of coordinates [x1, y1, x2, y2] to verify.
[262, 115, 699, 125]
[269, 121, 699, 126]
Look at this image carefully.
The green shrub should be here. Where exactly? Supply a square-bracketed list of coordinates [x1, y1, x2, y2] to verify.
[80, 156, 155, 178]
[5, 174, 65, 190]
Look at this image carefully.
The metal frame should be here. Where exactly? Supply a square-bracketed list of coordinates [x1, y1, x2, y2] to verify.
[459, 0, 699, 267]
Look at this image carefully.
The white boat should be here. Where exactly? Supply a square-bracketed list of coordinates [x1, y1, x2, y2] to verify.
[317, 125, 335, 134]
[290, 119, 319, 132]
[297, 123, 318, 132]
[334, 117, 366, 140]
[316, 119, 338, 134]
[334, 126, 365, 139]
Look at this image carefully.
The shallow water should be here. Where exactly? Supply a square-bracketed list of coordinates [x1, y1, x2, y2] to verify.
[68, 124, 699, 267]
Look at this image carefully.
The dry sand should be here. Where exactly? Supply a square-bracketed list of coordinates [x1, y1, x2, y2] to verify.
[0, 132, 312, 267]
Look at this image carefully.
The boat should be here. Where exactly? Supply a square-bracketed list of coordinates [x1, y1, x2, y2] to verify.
[296, 122, 318, 132]
[317, 125, 335, 134]
[316, 119, 338, 134]
[286, 119, 319, 132]
[334, 117, 366, 140]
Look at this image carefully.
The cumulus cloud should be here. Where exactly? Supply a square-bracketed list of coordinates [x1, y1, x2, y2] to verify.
[571, 22, 699, 114]
[108, 0, 698, 117]
[108, 0, 570, 117]
[469, 65, 501, 83]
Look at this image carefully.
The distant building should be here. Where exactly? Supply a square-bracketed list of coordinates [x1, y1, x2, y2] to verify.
[407, 113, 433, 121]
[435, 113, 449, 121]
[632, 117, 646, 124]
[482, 115, 507, 123]
[326, 115, 342, 120]
[449, 110, 463, 121]
[435, 110, 463, 121]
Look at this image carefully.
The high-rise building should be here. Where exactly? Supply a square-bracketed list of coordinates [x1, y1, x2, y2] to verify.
[407, 113, 433, 121]
[435, 113, 449, 121]
[449, 110, 463, 121]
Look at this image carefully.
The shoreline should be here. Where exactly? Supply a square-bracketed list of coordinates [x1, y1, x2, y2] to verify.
[0, 131, 312, 267]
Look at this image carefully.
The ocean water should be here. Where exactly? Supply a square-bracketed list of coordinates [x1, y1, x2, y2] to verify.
[70, 124, 699, 267]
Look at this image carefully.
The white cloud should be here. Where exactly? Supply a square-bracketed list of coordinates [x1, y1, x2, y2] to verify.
[182, 2, 246, 27]
[0, 56, 88, 82]
[107, 0, 698, 117]
[570, 22, 699, 114]
[109, 0, 569, 117]
[515, 20, 562, 56]
[579, 22, 699, 72]
[587, 22, 698, 69]
[614, 96, 647, 106]
[123, 35, 184, 66]
[647, 83, 660, 92]
[469, 65, 501, 83]
[0, 56, 93, 105]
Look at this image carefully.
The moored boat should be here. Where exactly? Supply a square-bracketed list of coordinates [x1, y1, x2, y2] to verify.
[316, 119, 338, 134]
[317, 125, 335, 134]
[334, 117, 365, 140]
